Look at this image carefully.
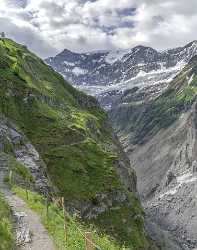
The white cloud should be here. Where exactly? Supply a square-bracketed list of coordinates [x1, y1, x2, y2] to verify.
[0, 0, 197, 58]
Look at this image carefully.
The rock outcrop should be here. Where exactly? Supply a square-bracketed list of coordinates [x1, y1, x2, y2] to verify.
[0, 116, 53, 195]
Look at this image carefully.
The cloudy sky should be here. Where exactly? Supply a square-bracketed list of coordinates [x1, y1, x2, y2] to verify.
[0, 0, 197, 58]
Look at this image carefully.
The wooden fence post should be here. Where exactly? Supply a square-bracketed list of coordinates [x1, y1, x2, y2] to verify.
[61, 197, 67, 243]
[46, 197, 49, 220]
[9, 170, 13, 185]
[25, 187, 29, 200]
[25, 181, 29, 200]
[85, 232, 94, 250]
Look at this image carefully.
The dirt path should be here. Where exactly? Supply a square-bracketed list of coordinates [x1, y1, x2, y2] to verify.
[0, 161, 56, 250]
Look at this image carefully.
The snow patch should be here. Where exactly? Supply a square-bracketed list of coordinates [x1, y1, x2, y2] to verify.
[72, 67, 87, 76]
[76, 59, 187, 98]
[177, 172, 197, 184]
[136, 70, 147, 77]
[159, 172, 197, 199]
[159, 187, 179, 199]
[188, 74, 194, 85]
[105, 49, 130, 65]
[63, 61, 75, 66]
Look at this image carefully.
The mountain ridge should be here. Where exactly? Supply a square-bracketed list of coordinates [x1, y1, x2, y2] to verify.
[46, 40, 197, 110]
[47, 40, 197, 60]
[46, 40, 197, 83]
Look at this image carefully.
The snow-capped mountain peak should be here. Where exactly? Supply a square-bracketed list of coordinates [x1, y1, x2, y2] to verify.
[46, 41, 197, 109]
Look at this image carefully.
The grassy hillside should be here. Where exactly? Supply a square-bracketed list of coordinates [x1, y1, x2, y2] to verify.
[0, 38, 122, 198]
[0, 38, 157, 249]
[0, 194, 13, 250]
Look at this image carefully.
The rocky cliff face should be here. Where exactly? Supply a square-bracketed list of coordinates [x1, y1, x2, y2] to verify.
[110, 56, 197, 249]
[0, 38, 157, 249]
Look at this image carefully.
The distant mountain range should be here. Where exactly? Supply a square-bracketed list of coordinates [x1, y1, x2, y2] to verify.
[46, 41, 197, 109]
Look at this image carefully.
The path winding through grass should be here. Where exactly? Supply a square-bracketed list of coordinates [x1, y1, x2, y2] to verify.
[0, 159, 56, 250]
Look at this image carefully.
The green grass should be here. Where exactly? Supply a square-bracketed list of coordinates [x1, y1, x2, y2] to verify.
[0, 193, 13, 250]
[0, 38, 121, 200]
[0, 38, 157, 249]
[90, 193, 150, 249]
[13, 186, 125, 250]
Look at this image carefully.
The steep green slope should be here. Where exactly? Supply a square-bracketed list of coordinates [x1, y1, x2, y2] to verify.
[0, 38, 122, 199]
[0, 38, 157, 249]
